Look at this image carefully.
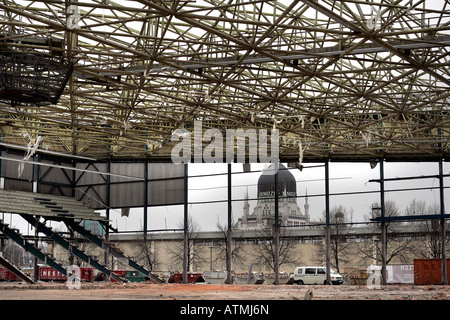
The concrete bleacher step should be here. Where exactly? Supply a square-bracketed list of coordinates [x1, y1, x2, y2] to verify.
[0, 189, 105, 221]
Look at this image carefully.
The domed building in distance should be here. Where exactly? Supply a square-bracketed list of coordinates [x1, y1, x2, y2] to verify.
[235, 163, 310, 230]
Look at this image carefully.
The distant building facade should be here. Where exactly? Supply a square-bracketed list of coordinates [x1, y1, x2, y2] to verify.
[235, 163, 310, 230]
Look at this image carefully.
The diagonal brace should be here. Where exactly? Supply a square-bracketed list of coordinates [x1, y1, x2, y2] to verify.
[20, 214, 125, 283]
[0, 218, 66, 279]
[63, 218, 163, 283]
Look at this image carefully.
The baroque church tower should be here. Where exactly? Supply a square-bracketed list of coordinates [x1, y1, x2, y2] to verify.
[236, 163, 310, 230]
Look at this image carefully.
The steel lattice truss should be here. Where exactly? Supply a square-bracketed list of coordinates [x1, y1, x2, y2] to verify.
[0, 0, 449, 162]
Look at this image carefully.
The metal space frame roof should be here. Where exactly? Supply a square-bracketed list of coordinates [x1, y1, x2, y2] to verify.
[0, 0, 449, 162]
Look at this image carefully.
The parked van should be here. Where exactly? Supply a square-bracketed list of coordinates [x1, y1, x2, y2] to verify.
[293, 266, 343, 285]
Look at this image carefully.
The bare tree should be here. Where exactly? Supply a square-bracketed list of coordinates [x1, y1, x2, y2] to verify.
[133, 234, 158, 271]
[405, 199, 427, 217]
[313, 205, 352, 273]
[251, 224, 302, 272]
[215, 220, 246, 270]
[357, 200, 414, 265]
[167, 216, 206, 272]
[409, 202, 450, 259]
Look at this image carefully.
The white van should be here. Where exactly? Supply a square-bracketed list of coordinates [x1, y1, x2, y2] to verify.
[293, 266, 343, 285]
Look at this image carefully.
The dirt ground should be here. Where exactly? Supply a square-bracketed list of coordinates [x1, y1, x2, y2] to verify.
[0, 282, 448, 300]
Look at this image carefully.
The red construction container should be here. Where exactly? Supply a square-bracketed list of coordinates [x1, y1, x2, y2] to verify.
[169, 272, 204, 283]
[414, 258, 450, 285]
[39, 266, 95, 282]
[0, 268, 19, 281]
[39, 266, 66, 281]
[109, 270, 127, 282]
[80, 267, 94, 282]
[0, 268, 7, 281]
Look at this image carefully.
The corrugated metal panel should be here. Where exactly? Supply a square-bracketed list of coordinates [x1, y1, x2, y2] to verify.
[148, 163, 184, 206]
[74, 162, 185, 209]
[110, 162, 145, 209]
[414, 259, 450, 285]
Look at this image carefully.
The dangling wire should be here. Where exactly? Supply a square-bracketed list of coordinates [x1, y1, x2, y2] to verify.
[18, 134, 43, 178]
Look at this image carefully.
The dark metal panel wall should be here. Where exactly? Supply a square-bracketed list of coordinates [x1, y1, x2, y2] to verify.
[2, 151, 33, 192]
[0, 151, 186, 210]
[74, 162, 107, 209]
[38, 158, 73, 197]
[73, 161, 185, 209]
[109, 162, 145, 209]
[148, 163, 184, 206]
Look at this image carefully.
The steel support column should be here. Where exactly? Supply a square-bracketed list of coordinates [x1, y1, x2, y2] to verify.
[144, 160, 148, 240]
[105, 160, 111, 273]
[380, 160, 387, 286]
[226, 163, 233, 284]
[325, 160, 331, 285]
[183, 163, 189, 284]
[439, 159, 448, 285]
[274, 165, 280, 285]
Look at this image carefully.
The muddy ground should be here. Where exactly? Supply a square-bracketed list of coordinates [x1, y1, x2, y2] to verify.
[0, 282, 448, 300]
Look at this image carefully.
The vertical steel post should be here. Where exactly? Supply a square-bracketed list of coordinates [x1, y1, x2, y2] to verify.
[182, 163, 189, 284]
[226, 163, 233, 284]
[105, 160, 111, 273]
[274, 165, 280, 285]
[0, 148, 3, 255]
[325, 160, 331, 285]
[33, 154, 41, 281]
[380, 159, 387, 285]
[439, 159, 448, 285]
[143, 160, 148, 240]
[33, 216, 39, 282]
[0, 147, 3, 190]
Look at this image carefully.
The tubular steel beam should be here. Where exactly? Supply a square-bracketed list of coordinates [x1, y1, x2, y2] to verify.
[371, 214, 450, 222]
[19, 214, 125, 283]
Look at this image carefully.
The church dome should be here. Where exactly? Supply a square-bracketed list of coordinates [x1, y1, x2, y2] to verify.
[257, 163, 297, 198]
